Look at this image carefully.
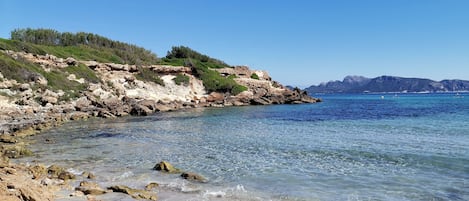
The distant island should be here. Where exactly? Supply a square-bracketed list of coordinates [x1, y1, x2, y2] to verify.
[305, 75, 469, 94]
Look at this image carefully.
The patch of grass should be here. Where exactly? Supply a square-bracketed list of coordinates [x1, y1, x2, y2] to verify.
[231, 85, 248, 95]
[39, 45, 124, 63]
[157, 58, 185, 66]
[192, 61, 247, 94]
[65, 64, 100, 83]
[0, 38, 46, 55]
[0, 51, 43, 83]
[173, 74, 190, 86]
[250, 73, 259, 80]
[135, 67, 165, 86]
[0, 51, 88, 101]
[227, 74, 237, 79]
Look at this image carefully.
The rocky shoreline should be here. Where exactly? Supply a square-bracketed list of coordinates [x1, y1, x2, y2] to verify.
[0, 50, 320, 200]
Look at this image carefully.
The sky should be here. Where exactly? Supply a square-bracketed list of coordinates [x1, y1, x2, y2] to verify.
[1, 0, 469, 87]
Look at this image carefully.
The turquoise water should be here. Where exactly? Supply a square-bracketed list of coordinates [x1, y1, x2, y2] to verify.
[19, 93, 469, 200]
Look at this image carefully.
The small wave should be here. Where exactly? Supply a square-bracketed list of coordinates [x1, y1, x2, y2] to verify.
[112, 171, 134, 181]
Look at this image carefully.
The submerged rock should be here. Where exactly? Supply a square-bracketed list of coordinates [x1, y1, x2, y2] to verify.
[58, 171, 76, 181]
[153, 161, 181, 173]
[181, 172, 208, 183]
[145, 182, 159, 191]
[82, 171, 96, 179]
[108, 185, 157, 200]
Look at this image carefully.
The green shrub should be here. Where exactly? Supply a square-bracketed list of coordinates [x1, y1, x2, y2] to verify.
[173, 74, 190, 86]
[250, 73, 259, 80]
[65, 64, 100, 83]
[6, 28, 159, 65]
[231, 85, 248, 95]
[135, 67, 165, 86]
[227, 74, 237, 79]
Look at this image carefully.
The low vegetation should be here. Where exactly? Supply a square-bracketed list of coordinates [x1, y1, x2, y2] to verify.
[7, 28, 158, 65]
[173, 74, 190, 86]
[251, 73, 259, 80]
[1, 28, 248, 96]
[135, 67, 165, 86]
[164, 46, 247, 95]
[0, 51, 88, 101]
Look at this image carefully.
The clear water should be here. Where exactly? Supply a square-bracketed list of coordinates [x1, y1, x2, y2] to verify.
[18, 93, 469, 201]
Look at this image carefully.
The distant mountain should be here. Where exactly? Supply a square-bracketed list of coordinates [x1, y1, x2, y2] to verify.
[305, 75, 469, 93]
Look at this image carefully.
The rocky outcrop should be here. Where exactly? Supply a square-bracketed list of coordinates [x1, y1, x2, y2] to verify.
[108, 185, 157, 200]
[181, 172, 207, 183]
[215, 66, 319, 106]
[75, 181, 107, 195]
[153, 161, 181, 173]
[1, 50, 318, 138]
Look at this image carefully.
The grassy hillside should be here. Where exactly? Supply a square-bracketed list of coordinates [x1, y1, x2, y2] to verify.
[1, 28, 247, 95]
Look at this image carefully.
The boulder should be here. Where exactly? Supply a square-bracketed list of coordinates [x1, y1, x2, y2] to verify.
[58, 171, 76, 181]
[0, 154, 9, 168]
[65, 57, 77, 66]
[28, 164, 47, 179]
[130, 104, 152, 116]
[40, 96, 58, 105]
[0, 143, 33, 158]
[206, 92, 224, 103]
[145, 182, 159, 191]
[82, 171, 96, 179]
[153, 161, 180, 173]
[181, 172, 208, 183]
[0, 135, 18, 144]
[47, 165, 64, 178]
[75, 181, 106, 195]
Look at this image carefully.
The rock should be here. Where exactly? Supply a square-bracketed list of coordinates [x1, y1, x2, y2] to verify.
[153, 161, 181, 173]
[40, 96, 58, 105]
[130, 104, 152, 116]
[65, 57, 77, 66]
[75, 181, 106, 195]
[47, 165, 65, 178]
[18, 83, 30, 91]
[82, 171, 96, 179]
[206, 92, 224, 103]
[1, 143, 33, 158]
[0, 154, 9, 168]
[181, 172, 208, 183]
[108, 185, 157, 200]
[145, 182, 159, 191]
[4, 167, 16, 175]
[70, 112, 89, 120]
[29, 164, 47, 179]
[0, 135, 18, 143]
[75, 97, 92, 111]
[58, 171, 76, 181]
[82, 61, 99, 69]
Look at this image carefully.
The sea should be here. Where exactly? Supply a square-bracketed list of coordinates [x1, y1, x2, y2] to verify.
[16, 93, 469, 201]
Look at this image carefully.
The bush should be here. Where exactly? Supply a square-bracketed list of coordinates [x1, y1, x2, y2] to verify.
[8, 28, 159, 65]
[250, 73, 259, 80]
[173, 74, 190, 86]
[166, 46, 229, 69]
[231, 85, 248, 95]
[135, 67, 165, 86]
[65, 64, 100, 83]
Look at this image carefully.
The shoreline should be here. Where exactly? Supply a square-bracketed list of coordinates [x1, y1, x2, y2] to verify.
[0, 50, 320, 200]
[1, 103, 317, 201]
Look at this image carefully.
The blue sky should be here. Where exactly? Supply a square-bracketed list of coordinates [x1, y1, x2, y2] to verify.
[1, 0, 468, 87]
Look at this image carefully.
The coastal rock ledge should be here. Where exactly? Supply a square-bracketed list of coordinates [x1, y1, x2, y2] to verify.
[0, 50, 320, 137]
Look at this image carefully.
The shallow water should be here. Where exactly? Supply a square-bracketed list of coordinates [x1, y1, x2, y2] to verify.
[18, 93, 469, 200]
